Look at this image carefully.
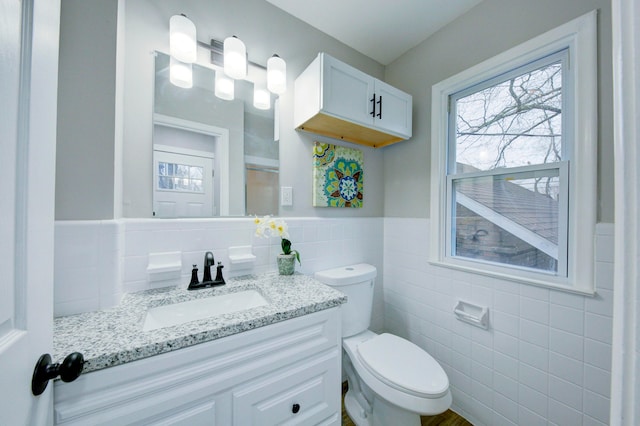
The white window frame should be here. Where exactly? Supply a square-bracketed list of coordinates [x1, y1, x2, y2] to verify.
[430, 11, 597, 294]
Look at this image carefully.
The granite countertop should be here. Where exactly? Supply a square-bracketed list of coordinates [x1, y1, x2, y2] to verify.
[54, 273, 346, 374]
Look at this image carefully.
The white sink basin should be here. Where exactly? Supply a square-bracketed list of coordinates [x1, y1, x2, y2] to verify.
[142, 289, 269, 331]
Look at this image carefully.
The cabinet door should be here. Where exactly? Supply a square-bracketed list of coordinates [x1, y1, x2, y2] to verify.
[233, 350, 340, 426]
[321, 54, 375, 128]
[54, 377, 230, 425]
[374, 80, 413, 138]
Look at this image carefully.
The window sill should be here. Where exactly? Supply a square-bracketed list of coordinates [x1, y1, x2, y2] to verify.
[429, 257, 596, 296]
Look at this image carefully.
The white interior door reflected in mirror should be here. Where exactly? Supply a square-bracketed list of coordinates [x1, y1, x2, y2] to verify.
[152, 114, 231, 217]
[153, 51, 279, 217]
[153, 148, 214, 217]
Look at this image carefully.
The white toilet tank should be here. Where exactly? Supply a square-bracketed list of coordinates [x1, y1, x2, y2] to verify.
[314, 264, 377, 337]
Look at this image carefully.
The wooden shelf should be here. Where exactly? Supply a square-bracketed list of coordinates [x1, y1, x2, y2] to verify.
[297, 113, 404, 148]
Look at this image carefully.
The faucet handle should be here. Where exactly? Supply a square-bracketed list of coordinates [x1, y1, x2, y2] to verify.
[214, 261, 225, 285]
[189, 264, 199, 286]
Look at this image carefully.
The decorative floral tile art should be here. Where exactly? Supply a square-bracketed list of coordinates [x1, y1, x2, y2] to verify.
[313, 142, 364, 208]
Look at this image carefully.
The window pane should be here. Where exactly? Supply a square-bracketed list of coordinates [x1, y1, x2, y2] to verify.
[455, 61, 562, 171]
[158, 176, 173, 189]
[452, 168, 560, 273]
[174, 177, 189, 190]
[175, 164, 189, 177]
[190, 179, 203, 192]
[190, 166, 203, 179]
[158, 162, 168, 176]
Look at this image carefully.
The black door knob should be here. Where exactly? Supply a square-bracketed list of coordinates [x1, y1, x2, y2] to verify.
[292, 403, 301, 414]
[31, 352, 84, 396]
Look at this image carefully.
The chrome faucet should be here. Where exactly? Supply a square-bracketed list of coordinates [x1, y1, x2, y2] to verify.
[188, 251, 226, 290]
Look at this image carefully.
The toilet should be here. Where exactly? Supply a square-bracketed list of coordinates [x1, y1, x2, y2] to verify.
[315, 264, 451, 426]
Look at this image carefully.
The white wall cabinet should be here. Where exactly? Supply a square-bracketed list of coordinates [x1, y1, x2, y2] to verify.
[53, 308, 342, 426]
[294, 52, 412, 148]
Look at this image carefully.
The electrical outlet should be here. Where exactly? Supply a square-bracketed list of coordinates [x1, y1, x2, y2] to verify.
[281, 186, 293, 206]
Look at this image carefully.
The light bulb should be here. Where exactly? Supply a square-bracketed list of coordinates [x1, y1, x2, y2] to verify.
[224, 36, 247, 79]
[267, 54, 287, 94]
[169, 15, 197, 63]
[253, 87, 271, 110]
[215, 70, 234, 100]
[169, 56, 193, 88]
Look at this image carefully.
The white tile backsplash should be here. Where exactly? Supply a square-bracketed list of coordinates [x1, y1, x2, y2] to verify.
[549, 303, 585, 335]
[549, 351, 584, 387]
[520, 318, 550, 348]
[584, 364, 612, 398]
[383, 218, 613, 426]
[494, 352, 519, 380]
[520, 295, 550, 324]
[519, 340, 549, 371]
[584, 338, 613, 371]
[548, 398, 583, 426]
[54, 220, 123, 316]
[549, 327, 585, 361]
[54, 217, 385, 330]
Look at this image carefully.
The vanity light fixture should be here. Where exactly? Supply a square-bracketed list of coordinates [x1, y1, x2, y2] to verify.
[267, 54, 287, 95]
[169, 56, 193, 88]
[223, 36, 247, 79]
[167, 17, 287, 98]
[253, 87, 271, 110]
[169, 14, 196, 88]
[169, 15, 197, 63]
[214, 70, 234, 100]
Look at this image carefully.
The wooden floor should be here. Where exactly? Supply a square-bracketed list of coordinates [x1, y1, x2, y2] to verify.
[341, 383, 472, 426]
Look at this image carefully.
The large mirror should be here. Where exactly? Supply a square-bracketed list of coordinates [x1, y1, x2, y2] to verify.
[153, 52, 279, 217]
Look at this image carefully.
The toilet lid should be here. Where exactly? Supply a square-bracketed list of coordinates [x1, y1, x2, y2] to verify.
[356, 333, 449, 398]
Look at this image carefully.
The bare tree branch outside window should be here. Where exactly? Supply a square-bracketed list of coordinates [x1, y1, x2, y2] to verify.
[454, 61, 563, 199]
[451, 59, 565, 272]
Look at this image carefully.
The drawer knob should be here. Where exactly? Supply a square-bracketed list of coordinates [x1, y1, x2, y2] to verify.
[292, 403, 301, 414]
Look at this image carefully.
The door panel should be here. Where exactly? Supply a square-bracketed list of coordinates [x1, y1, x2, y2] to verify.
[0, 0, 59, 424]
[153, 150, 214, 218]
[322, 55, 375, 127]
[375, 79, 413, 138]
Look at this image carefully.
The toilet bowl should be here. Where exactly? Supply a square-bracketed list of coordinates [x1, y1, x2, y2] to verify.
[314, 264, 451, 426]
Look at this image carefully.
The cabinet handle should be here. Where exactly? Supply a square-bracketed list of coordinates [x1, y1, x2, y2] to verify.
[377, 95, 382, 119]
[370, 93, 376, 117]
[292, 403, 301, 414]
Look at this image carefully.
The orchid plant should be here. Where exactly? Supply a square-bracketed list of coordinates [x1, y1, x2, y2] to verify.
[254, 216, 301, 264]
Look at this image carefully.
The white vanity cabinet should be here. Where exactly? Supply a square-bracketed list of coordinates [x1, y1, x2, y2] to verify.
[53, 308, 342, 426]
[294, 52, 412, 148]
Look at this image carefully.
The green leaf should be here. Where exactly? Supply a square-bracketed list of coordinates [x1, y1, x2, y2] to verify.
[281, 239, 300, 264]
[281, 238, 291, 254]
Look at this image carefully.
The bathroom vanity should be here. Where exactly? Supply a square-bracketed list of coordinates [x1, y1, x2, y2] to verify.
[53, 274, 346, 425]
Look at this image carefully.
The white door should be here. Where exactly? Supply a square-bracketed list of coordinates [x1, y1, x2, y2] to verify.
[0, 0, 60, 424]
[153, 150, 214, 217]
[322, 54, 375, 127]
[374, 80, 413, 138]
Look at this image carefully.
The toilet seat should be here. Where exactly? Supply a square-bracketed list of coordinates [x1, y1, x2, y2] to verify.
[343, 330, 452, 416]
[356, 333, 449, 399]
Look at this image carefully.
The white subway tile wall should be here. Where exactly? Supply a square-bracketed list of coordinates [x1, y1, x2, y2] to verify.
[54, 218, 385, 332]
[54, 217, 613, 425]
[54, 220, 123, 316]
[384, 218, 613, 426]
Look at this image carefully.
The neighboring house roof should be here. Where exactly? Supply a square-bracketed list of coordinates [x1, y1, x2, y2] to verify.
[455, 163, 559, 259]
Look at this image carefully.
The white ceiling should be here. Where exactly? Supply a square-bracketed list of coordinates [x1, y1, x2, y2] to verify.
[265, 0, 483, 65]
